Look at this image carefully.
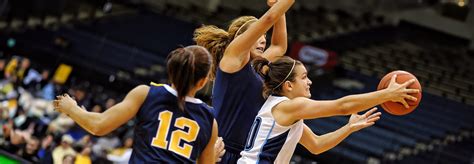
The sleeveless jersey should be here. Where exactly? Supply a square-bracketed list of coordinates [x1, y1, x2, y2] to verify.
[238, 95, 304, 164]
[130, 84, 214, 163]
[212, 63, 265, 154]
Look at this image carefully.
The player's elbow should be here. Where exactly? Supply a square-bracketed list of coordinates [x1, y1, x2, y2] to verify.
[309, 146, 328, 155]
[261, 14, 278, 26]
[88, 127, 105, 136]
[307, 146, 323, 155]
[271, 46, 287, 57]
[311, 150, 322, 155]
[281, 45, 288, 53]
[92, 129, 109, 136]
[89, 121, 109, 136]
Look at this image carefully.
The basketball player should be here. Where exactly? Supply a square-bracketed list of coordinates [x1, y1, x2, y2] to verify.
[53, 46, 217, 163]
[238, 57, 419, 163]
[193, 0, 294, 163]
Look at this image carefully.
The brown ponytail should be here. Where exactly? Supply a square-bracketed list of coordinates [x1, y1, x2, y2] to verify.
[166, 46, 212, 110]
[193, 16, 258, 80]
[193, 25, 230, 80]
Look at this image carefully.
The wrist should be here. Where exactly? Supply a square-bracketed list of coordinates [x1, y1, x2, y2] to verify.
[380, 89, 393, 102]
[64, 105, 78, 114]
[344, 124, 356, 133]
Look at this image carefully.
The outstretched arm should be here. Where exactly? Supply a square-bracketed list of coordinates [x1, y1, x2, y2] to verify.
[221, 0, 294, 73]
[299, 108, 381, 155]
[274, 75, 418, 125]
[262, 15, 287, 62]
[53, 85, 149, 136]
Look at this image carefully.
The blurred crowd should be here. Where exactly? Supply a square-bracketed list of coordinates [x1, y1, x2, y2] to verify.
[1, 54, 135, 164]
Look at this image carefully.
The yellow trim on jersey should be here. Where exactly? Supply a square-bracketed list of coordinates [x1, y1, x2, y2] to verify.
[150, 82, 165, 87]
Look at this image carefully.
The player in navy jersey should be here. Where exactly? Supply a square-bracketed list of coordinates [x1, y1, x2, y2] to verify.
[53, 45, 218, 163]
[194, 0, 294, 162]
[237, 57, 420, 163]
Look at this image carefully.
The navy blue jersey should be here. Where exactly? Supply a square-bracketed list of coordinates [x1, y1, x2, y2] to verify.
[212, 62, 265, 154]
[130, 84, 214, 163]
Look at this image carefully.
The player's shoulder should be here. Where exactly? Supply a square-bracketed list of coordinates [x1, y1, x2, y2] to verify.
[186, 101, 214, 120]
[150, 82, 166, 87]
[148, 82, 168, 92]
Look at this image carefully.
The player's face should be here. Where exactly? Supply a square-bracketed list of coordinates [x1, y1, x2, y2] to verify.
[250, 35, 267, 56]
[289, 65, 312, 98]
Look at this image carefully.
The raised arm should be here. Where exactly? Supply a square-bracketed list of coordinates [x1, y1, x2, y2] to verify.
[299, 108, 381, 155]
[221, 0, 294, 72]
[262, 15, 287, 62]
[274, 75, 418, 125]
[53, 85, 149, 136]
[198, 119, 218, 163]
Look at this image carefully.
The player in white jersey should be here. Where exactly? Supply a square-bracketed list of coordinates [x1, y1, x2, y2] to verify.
[238, 56, 419, 163]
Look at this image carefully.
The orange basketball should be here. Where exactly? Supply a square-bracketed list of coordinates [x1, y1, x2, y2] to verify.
[377, 70, 422, 115]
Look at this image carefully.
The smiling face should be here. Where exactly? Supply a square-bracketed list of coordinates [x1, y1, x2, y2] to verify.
[257, 57, 310, 98]
[281, 64, 312, 99]
[285, 64, 312, 98]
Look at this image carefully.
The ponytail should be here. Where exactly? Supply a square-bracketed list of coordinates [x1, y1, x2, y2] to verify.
[193, 16, 258, 80]
[193, 25, 230, 80]
[167, 46, 212, 111]
[252, 56, 270, 79]
[252, 57, 272, 98]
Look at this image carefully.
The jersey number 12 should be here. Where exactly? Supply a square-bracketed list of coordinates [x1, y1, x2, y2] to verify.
[151, 111, 200, 159]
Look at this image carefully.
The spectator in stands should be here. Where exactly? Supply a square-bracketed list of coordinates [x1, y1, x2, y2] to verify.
[91, 105, 103, 113]
[0, 73, 18, 99]
[106, 136, 133, 164]
[16, 136, 40, 163]
[52, 134, 76, 164]
[48, 113, 74, 134]
[0, 59, 5, 79]
[72, 86, 91, 109]
[74, 135, 92, 148]
[92, 133, 120, 157]
[39, 70, 56, 101]
[23, 68, 42, 90]
[4, 57, 19, 79]
[62, 154, 76, 164]
[17, 58, 31, 85]
[104, 98, 116, 109]
[74, 145, 92, 164]
[8, 119, 35, 146]
[38, 133, 55, 164]
[1, 120, 20, 154]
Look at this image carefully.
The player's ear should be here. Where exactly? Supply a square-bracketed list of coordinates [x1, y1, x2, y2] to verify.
[196, 77, 209, 89]
[283, 81, 293, 92]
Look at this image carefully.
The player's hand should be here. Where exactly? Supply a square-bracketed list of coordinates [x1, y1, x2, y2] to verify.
[215, 137, 226, 162]
[347, 107, 381, 132]
[267, 0, 277, 7]
[386, 74, 419, 108]
[53, 94, 78, 113]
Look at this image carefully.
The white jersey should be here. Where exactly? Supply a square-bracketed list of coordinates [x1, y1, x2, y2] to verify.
[238, 95, 304, 164]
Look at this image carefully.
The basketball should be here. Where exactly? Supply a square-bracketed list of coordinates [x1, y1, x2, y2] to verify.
[377, 70, 422, 115]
